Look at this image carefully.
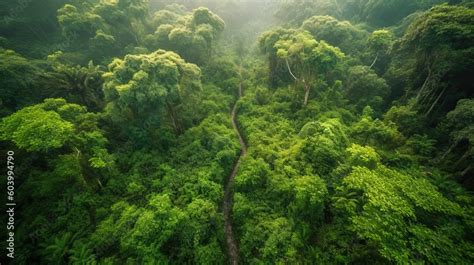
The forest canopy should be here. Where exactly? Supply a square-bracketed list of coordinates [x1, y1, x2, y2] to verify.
[0, 0, 473, 264]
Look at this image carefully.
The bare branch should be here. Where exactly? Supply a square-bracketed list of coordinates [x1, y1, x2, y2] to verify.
[369, 55, 378, 69]
[285, 58, 299, 81]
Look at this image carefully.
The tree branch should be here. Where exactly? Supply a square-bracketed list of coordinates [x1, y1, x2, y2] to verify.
[285, 58, 299, 81]
[369, 55, 378, 69]
[415, 68, 432, 105]
[425, 87, 446, 116]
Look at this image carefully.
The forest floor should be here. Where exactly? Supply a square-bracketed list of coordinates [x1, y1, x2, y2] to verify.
[223, 64, 246, 265]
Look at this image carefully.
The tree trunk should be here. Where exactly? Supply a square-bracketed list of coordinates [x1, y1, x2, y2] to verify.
[425, 87, 446, 116]
[97, 178, 103, 189]
[285, 58, 298, 81]
[459, 165, 472, 184]
[454, 149, 471, 168]
[363, 134, 370, 146]
[303, 84, 310, 106]
[369, 55, 378, 69]
[415, 68, 432, 106]
[167, 103, 181, 135]
[462, 165, 472, 177]
[440, 142, 457, 161]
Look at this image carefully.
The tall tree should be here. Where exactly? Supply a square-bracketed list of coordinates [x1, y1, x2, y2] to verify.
[301, 15, 367, 54]
[103, 49, 201, 141]
[147, 7, 225, 65]
[259, 28, 297, 88]
[0, 48, 44, 115]
[398, 4, 474, 120]
[274, 31, 344, 106]
[367, 29, 393, 73]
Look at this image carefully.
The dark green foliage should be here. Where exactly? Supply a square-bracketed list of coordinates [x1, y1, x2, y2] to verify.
[103, 49, 201, 143]
[42, 58, 105, 111]
[0, 1, 473, 264]
[202, 58, 240, 96]
[0, 48, 45, 115]
[146, 6, 225, 65]
[301, 15, 368, 54]
[396, 4, 474, 121]
[56, 0, 149, 61]
[258, 27, 297, 88]
[344, 66, 390, 112]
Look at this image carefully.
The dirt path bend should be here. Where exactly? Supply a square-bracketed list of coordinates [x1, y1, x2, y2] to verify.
[223, 66, 246, 265]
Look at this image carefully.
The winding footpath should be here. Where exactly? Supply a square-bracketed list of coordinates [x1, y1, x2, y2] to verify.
[223, 65, 246, 265]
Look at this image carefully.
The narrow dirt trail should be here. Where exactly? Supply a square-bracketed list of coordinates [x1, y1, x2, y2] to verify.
[223, 64, 246, 265]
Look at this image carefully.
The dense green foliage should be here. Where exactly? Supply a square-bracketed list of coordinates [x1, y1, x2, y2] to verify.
[0, 0, 473, 264]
